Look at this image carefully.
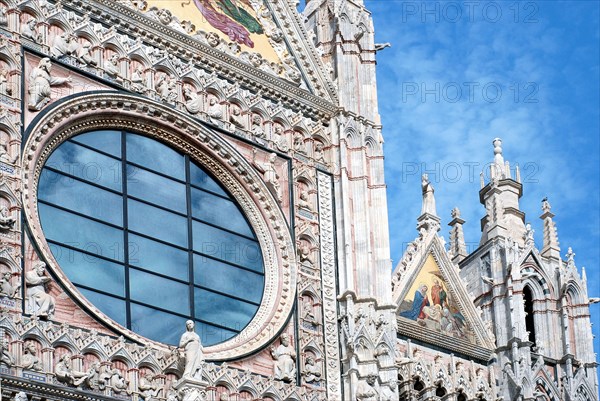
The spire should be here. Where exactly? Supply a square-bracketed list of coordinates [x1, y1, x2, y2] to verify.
[539, 197, 561, 259]
[417, 174, 440, 231]
[479, 138, 526, 245]
[448, 207, 467, 263]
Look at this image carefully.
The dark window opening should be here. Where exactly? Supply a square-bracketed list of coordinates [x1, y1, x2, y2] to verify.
[524, 285, 537, 346]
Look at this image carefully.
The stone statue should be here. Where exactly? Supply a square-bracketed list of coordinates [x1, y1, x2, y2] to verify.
[55, 353, 88, 387]
[156, 74, 177, 103]
[0, 67, 12, 96]
[178, 320, 204, 380]
[0, 143, 10, 163]
[229, 105, 245, 129]
[251, 114, 266, 139]
[270, 333, 296, 382]
[139, 372, 162, 401]
[272, 125, 288, 152]
[1, 337, 14, 366]
[298, 243, 313, 268]
[77, 42, 97, 66]
[107, 365, 129, 393]
[356, 375, 378, 401]
[298, 189, 311, 211]
[421, 173, 437, 216]
[302, 356, 321, 383]
[25, 261, 55, 318]
[293, 132, 306, 154]
[524, 222, 535, 246]
[314, 142, 326, 163]
[183, 87, 201, 114]
[13, 392, 28, 401]
[303, 298, 316, 323]
[131, 66, 146, 93]
[27, 58, 71, 111]
[104, 54, 122, 81]
[85, 362, 106, 391]
[252, 150, 282, 202]
[21, 19, 43, 43]
[207, 97, 223, 122]
[0, 271, 19, 298]
[0, 6, 7, 26]
[21, 342, 43, 371]
[0, 206, 15, 230]
[50, 33, 76, 58]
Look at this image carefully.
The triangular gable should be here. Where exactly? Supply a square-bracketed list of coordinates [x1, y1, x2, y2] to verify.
[393, 233, 496, 358]
[126, 0, 335, 99]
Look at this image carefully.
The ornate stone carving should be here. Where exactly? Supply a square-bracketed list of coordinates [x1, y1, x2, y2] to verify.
[270, 333, 296, 382]
[21, 342, 43, 371]
[421, 173, 436, 216]
[13, 392, 28, 401]
[298, 242, 314, 268]
[104, 54, 123, 81]
[55, 353, 88, 387]
[229, 105, 245, 130]
[272, 124, 289, 152]
[252, 150, 282, 203]
[0, 6, 7, 27]
[131, 65, 146, 93]
[0, 206, 15, 230]
[139, 372, 163, 401]
[293, 131, 306, 154]
[179, 320, 204, 380]
[206, 97, 223, 123]
[27, 58, 72, 111]
[77, 42, 97, 66]
[0, 67, 12, 96]
[1, 336, 14, 366]
[25, 261, 55, 319]
[314, 142, 326, 163]
[356, 375, 378, 400]
[156, 74, 178, 103]
[183, 87, 202, 114]
[298, 188, 312, 212]
[107, 364, 130, 394]
[21, 19, 43, 43]
[251, 114, 266, 139]
[0, 271, 19, 298]
[50, 33, 78, 59]
[302, 356, 322, 384]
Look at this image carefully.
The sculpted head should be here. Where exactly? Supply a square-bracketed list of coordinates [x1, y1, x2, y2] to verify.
[34, 262, 46, 275]
[185, 320, 194, 331]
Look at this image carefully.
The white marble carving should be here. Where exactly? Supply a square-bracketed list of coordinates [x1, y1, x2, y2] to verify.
[179, 320, 204, 380]
[55, 353, 88, 387]
[252, 150, 282, 202]
[25, 261, 55, 318]
[21, 342, 43, 371]
[27, 58, 72, 111]
[270, 333, 296, 382]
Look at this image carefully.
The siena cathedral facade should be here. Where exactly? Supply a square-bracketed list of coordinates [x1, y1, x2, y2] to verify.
[0, 0, 597, 400]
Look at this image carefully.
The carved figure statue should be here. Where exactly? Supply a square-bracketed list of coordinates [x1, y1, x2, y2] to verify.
[156, 74, 177, 103]
[272, 125, 289, 152]
[252, 150, 281, 202]
[183, 87, 201, 114]
[298, 189, 311, 211]
[25, 261, 55, 318]
[21, 19, 43, 43]
[0, 206, 15, 230]
[27, 58, 71, 111]
[293, 132, 306, 154]
[108, 366, 129, 393]
[421, 173, 437, 216]
[302, 356, 321, 383]
[166, 389, 179, 401]
[139, 372, 162, 401]
[0, 143, 10, 163]
[251, 114, 266, 139]
[229, 106, 245, 129]
[356, 375, 378, 401]
[50, 33, 75, 58]
[314, 142, 326, 163]
[1, 337, 13, 366]
[84, 362, 106, 391]
[0, 67, 12, 96]
[0, 6, 7, 26]
[104, 54, 122, 81]
[55, 354, 88, 387]
[207, 97, 223, 122]
[77, 42, 97, 66]
[298, 243, 313, 267]
[21, 342, 42, 371]
[303, 298, 316, 323]
[13, 392, 28, 401]
[131, 66, 146, 93]
[0, 271, 19, 298]
[270, 333, 296, 382]
[179, 320, 204, 380]
[206, 32, 221, 48]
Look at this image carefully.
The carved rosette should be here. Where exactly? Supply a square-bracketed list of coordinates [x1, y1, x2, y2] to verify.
[21, 92, 297, 360]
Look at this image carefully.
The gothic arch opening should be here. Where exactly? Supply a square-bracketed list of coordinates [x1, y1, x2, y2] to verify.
[524, 285, 537, 346]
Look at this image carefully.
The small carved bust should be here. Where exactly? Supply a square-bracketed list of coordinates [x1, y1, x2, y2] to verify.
[270, 334, 296, 382]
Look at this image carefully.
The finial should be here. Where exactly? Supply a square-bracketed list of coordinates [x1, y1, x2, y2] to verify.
[565, 247, 576, 270]
[451, 207, 461, 219]
[493, 138, 504, 165]
[541, 197, 551, 213]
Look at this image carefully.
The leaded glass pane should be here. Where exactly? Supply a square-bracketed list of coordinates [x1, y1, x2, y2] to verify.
[191, 187, 253, 237]
[128, 199, 188, 247]
[129, 234, 189, 281]
[194, 288, 257, 332]
[126, 133, 185, 180]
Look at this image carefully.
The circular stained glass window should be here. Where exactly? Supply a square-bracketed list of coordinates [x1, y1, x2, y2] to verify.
[37, 130, 264, 346]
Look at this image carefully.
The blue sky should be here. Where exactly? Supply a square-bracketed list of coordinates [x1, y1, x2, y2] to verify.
[369, 0, 600, 361]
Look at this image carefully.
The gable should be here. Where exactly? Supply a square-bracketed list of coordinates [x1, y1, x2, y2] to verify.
[393, 234, 496, 359]
[398, 254, 476, 344]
